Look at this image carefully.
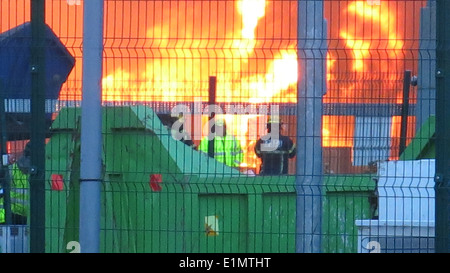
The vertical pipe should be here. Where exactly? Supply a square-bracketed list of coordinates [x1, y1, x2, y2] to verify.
[296, 0, 327, 253]
[79, 0, 104, 253]
[30, 0, 46, 253]
[399, 70, 411, 157]
[435, 0, 450, 253]
[208, 76, 216, 158]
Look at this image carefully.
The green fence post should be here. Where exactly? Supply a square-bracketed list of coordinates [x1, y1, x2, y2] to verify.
[30, 0, 46, 253]
[435, 0, 450, 253]
[296, 0, 327, 253]
[79, 0, 104, 253]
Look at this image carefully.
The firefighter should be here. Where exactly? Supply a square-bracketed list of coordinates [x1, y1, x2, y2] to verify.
[254, 116, 296, 175]
[198, 119, 243, 168]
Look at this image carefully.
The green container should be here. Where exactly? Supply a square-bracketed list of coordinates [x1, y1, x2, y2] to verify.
[322, 175, 376, 253]
[44, 106, 375, 253]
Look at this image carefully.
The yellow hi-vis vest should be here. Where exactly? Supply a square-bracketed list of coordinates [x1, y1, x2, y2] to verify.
[199, 135, 244, 168]
[10, 164, 29, 217]
[0, 196, 4, 223]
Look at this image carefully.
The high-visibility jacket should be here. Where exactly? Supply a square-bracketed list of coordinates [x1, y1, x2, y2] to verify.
[0, 194, 4, 224]
[0, 163, 29, 224]
[198, 135, 244, 168]
[10, 163, 29, 217]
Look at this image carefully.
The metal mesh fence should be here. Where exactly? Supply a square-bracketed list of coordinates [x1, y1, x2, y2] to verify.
[0, 0, 437, 253]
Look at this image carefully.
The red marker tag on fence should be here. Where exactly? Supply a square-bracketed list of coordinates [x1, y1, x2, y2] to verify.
[149, 174, 162, 192]
[51, 174, 64, 191]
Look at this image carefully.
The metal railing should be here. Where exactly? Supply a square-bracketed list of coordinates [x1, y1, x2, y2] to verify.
[0, 0, 440, 253]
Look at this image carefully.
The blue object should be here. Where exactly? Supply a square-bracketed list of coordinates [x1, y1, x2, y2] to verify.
[0, 22, 75, 101]
[0, 22, 75, 140]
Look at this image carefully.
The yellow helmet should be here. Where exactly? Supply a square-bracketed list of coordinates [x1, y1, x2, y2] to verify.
[267, 115, 281, 124]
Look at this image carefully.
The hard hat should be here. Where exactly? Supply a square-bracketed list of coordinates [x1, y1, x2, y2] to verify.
[267, 115, 282, 124]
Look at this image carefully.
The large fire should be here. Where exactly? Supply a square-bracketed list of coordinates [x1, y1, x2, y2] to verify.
[323, 0, 426, 165]
[0, 0, 427, 170]
[98, 0, 298, 104]
[325, 0, 426, 104]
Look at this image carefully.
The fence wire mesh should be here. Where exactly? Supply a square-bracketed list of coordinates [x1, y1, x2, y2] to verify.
[0, 0, 437, 253]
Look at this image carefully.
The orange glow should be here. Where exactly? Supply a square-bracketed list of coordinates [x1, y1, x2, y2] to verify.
[324, 0, 426, 104]
[238, 0, 267, 40]
[99, 0, 299, 104]
[0, 0, 298, 103]
[1, 0, 427, 161]
[1, 0, 425, 106]
[247, 47, 298, 103]
[322, 116, 354, 148]
[340, 32, 371, 72]
[345, 1, 404, 73]
[389, 115, 416, 160]
[326, 52, 336, 84]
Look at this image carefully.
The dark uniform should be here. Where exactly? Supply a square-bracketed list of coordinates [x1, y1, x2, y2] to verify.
[254, 119, 296, 175]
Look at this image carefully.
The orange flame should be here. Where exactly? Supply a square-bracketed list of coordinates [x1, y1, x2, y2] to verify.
[324, 0, 426, 104]
[100, 0, 298, 104]
[238, 0, 267, 40]
[344, 1, 404, 73]
[322, 0, 426, 164]
[0, 0, 427, 165]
